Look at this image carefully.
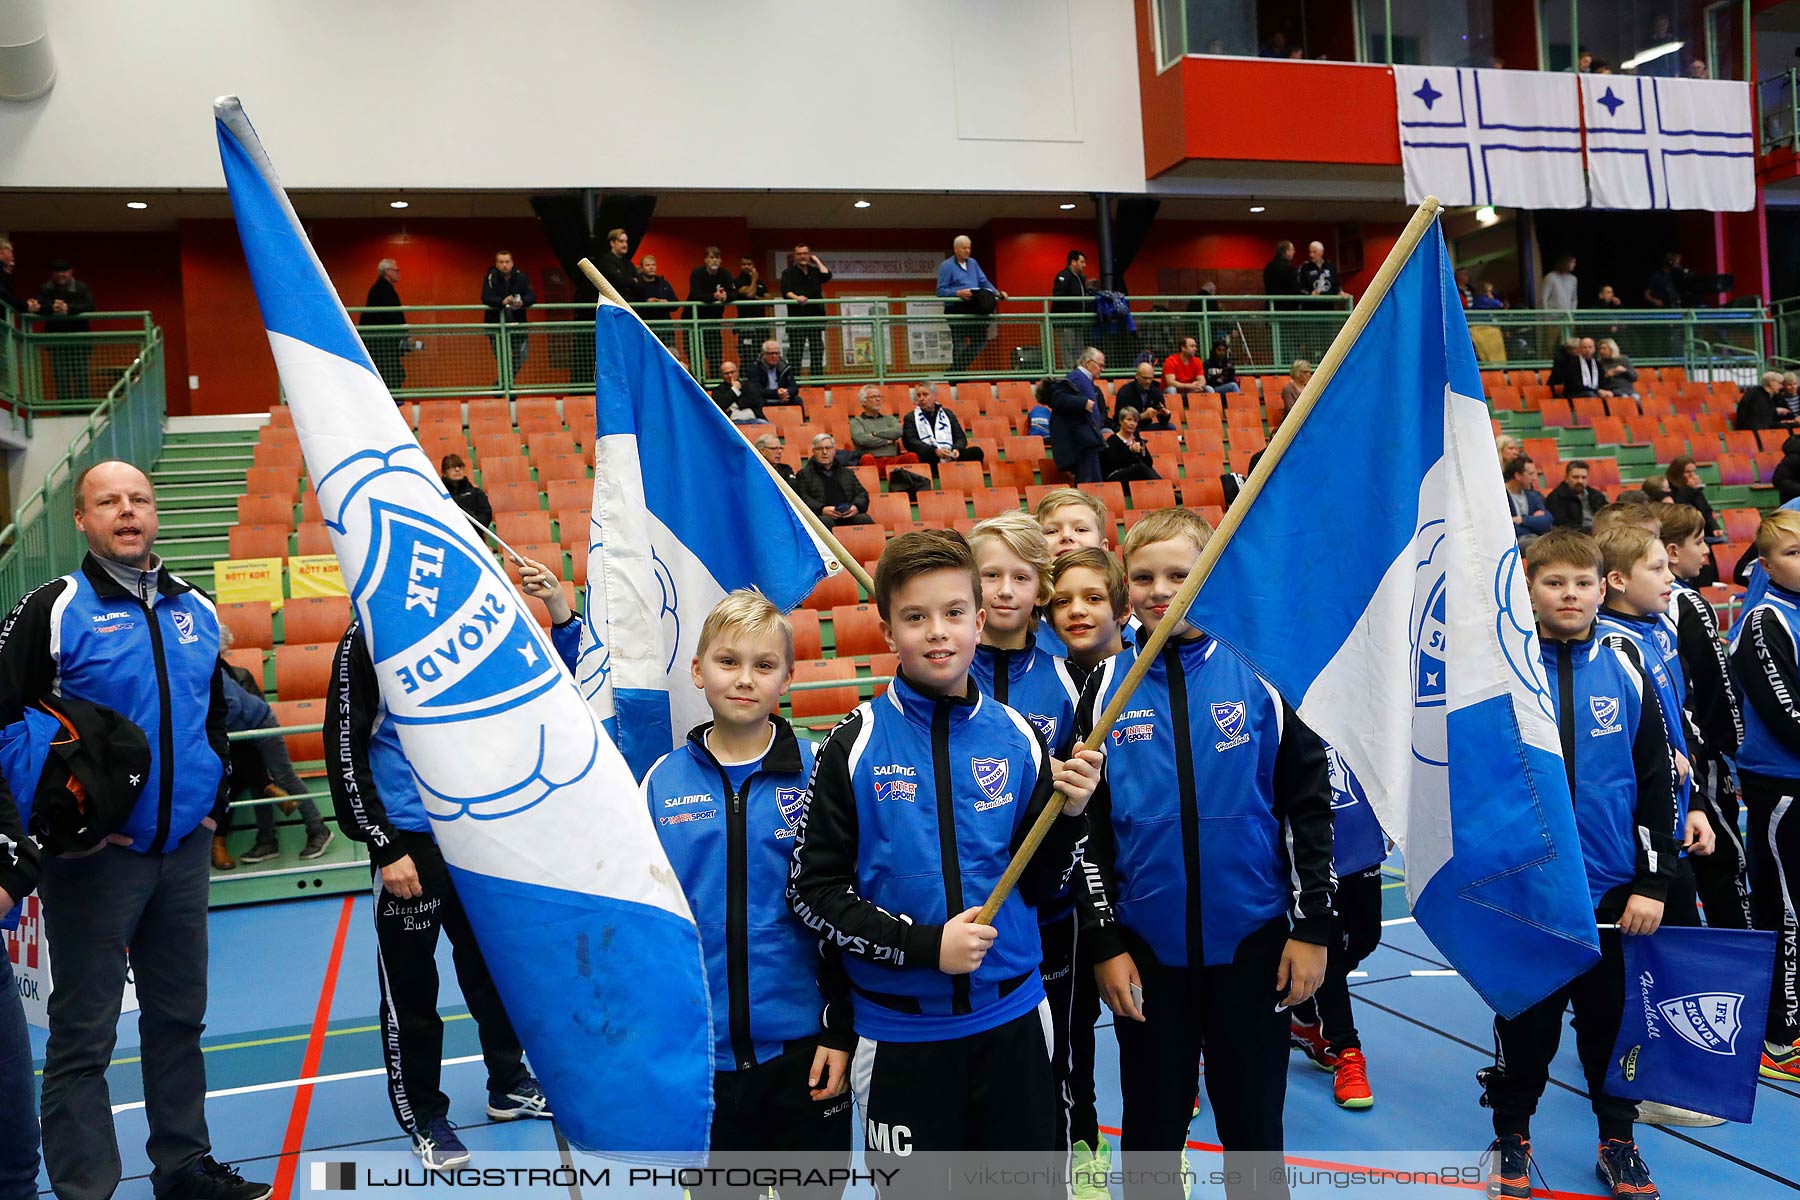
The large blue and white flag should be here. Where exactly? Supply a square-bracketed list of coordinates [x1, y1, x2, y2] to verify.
[1607, 927, 1776, 1123]
[214, 97, 712, 1156]
[1394, 66, 1586, 209]
[577, 299, 838, 779]
[1582, 75, 1755, 211]
[1187, 222, 1601, 1019]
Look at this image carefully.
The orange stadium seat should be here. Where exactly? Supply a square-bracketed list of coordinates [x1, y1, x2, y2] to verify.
[237, 493, 295, 528]
[938, 461, 985, 492]
[829, 604, 888, 657]
[972, 487, 1023, 519]
[496, 510, 552, 544]
[917, 491, 967, 526]
[270, 700, 326, 764]
[804, 571, 859, 612]
[788, 660, 858, 725]
[282, 596, 352, 647]
[829, 524, 887, 565]
[229, 525, 288, 560]
[295, 523, 333, 556]
[487, 481, 542, 514]
[218, 601, 274, 652]
[244, 467, 300, 497]
[274, 642, 336, 701]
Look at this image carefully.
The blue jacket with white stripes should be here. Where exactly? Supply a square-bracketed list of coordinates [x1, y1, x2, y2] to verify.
[1729, 584, 1800, 780]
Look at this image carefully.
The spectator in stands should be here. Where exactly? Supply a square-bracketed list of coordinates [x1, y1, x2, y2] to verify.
[1503, 455, 1553, 546]
[1101, 408, 1160, 484]
[753, 339, 800, 407]
[1644, 253, 1683, 309]
[734, 254, 769, 364]
[1782, 373, 1800, 423]
[1454, 267, 1474, 308]
[1578, 50, 1593, 72]
[595, 228, 641, 302]
[359, 258, 408, 394]
[1733, 371, 1793, 431]
[1049, 346, 1109, 484]
[1281, 359, 1312, 411]
[481, 250, 535, 381]
[0, 234, 36, 315]
[754, 432, 794, 484]
[1640, 477, 1672, 504]
[1549, 336, 1610, 399]
[1546, 460, 1609, 531]
[1772, 435, 1800, 503]
[1162, 336, 1206, 396]
[441, 453, 493, 530]
[849, 385, 908, 462]
[1594, 284, 1623, 309]
[1115, 362, 1174, 430]
[215, 625, 333, 867]
[36, 259, 95, 402]
[686, 246, 735, 380]
[709, 360, 765, 424]
[1597, 337, 1637, 393]
[1687, 58, 1709, 79]
[1203, 337, 1240, 394]
[1297, 241, 1341, 297]
[778, 243, 832, 376]
[902, 382, 984, 467]
[635, 255, 681, 352]
[1028, 380, 1053, 438]
[937, 235, 1005, 374]
[793, 434, 872, 528]
[1496, 434, 1521, 464]
[1471, 282, 1507, 310]
[1053, 250, 1091, 370]
[1263, 240, 1302, 305]
[1540, 254, 1578, 311]
[1665, 456, 1720, 539]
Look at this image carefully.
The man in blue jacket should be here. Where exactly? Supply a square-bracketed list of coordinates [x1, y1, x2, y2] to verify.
[0, 460, 267, 1200]
[1504, 455, 1553, 547]
[1049, 347, 1109, 484]
[937, 235, 1006, 374]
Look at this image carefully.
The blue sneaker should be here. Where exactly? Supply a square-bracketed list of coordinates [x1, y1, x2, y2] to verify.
[488, 1077, 553, 1121]
[413, 1117, 469, 1171]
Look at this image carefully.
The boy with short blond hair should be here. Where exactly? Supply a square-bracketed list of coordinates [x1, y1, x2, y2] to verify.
[1079, 507, 1334, 1200]
[1035, 488, 1112, 557]
[1727, 508, 1800, 1082]
[1591, 502, 1663, 539]
[641, 589, 854, 1174]
[1483, 528, 1676, 1199]
[787, 530, 1104, 1163]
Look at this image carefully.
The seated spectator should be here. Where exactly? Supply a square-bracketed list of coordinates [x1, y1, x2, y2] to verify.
[752, 339, 801, 407]
[1281, 359, 1313, 410]
[1597, 338, 1637, 393]
[1594, 283, 1623, 308]
[1773, 434, 1800, 503]
[441, 453, 493, 529]
[901, 382, 985, 466]
[1734, 370, 1793, 431]
[1503, 455, 1553, 546]
[1161, 336, 1206, 395]
[1545, 459, 1608, 531]
[215, 626, 333, 867]
[1783, 373, 1800, 423]
[848, 385, 915, 463]
[1641, 476, 1672, 504]
[1027, 381, 1053, 438]
[1114, 362, 1173, 430]
[1496, 433, 1521, 464]
[1101, 407, 1160, 484]
[1454, 267, 1474, 308]
[1547, 336, 1609, 399]
[709, 360, 765, 424]
[754, 432, 794, 483]
[1664, 456, 1719, 539]
[792, 434, 872, 528]
[1471, 282, 1507, 310]
[1202, 338, 1240, 394]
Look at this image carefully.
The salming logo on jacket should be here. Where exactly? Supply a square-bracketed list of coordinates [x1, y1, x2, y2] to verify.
[1599, 608, 1692, 826]
[643, 718, 853, 1072]
[327, 620, 431, 865]
[1538, 630, 1679, 910]
[1075, 631, 1336, 971]
[0, 554, 227, 854]
[1729, 585, 1800, 780]
[786, 672, 1084, 1042]
[1669, 580, 1741, 759]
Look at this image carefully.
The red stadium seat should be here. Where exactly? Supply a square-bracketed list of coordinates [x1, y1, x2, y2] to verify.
[224, 647, 265, 687]
[274, 641, 336, 701]
[536, 455, 588, 483]
[270, 700, 326, 764]
[829, 604, 888, 658]
[282, 596, 353, 647]
[496, 510, 552, 544]
[545, 480, 591, 514]
[1722, 508, 1761, 543]
[294, 523, 333, 556]
[229, 525, 288, 560]
[788, 660, 858, 725]
[869, 495, 914, 529]
[971, 487, 1023, 519]
[218, 601, 273, 652]
[917, 491, 967, 526]
[236, 493, 295, 529]
[1716, 454, 1754, 486]
[804, 571, 859, 612]
[829, 524, 887, 566]
[1129, 479, 1177, 510]
[991, 459, 1036, 490]
[1539, 399, 1573, 428]
[487, 481, 543, 514]
[244, 467, 300, 498]
[480, 455, 533, 486]
[938, 462, 985, 492]
[1590, 417, 1627, 445]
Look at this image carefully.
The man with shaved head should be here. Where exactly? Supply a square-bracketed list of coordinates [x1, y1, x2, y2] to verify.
[0, 461, 265, 1200]
[1297, 240, 1341, 298]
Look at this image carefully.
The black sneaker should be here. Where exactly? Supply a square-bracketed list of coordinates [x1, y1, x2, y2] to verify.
[1595, 1138, 1659, 1199]
[164, 1156, 272, 1200]
[299, 827, 335, 860]
[1483, 1134, 1532, 1200]
[237, 840, 280, 864]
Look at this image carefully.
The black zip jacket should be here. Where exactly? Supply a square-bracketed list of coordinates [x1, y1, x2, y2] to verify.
[1670, 582, 1741, 758]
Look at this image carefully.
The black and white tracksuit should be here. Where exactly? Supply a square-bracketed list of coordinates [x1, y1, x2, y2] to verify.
[1670, 581, 1753, 929]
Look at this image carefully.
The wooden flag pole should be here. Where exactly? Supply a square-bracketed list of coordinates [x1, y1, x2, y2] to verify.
[973, 195, 1444, 925]
[576, 257, 876, 596]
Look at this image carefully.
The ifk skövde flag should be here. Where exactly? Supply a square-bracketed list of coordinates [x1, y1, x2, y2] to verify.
[1607, 926, 1776, 1123]
[214, 96, 712, 1157]
[577, 299, 837, 780]
[1186, 222, 1601, 1019]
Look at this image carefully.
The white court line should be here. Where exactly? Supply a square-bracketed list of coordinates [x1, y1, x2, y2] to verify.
[1380, 916, 1417, 927]
[1408, 970, 1459, 977]
[110, 1054, 483, 1114]
[1347, 971, 1369, 978]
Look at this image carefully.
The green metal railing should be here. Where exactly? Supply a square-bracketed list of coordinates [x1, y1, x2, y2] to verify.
[1760, 69, 1797, 154]
[341, 294, 1769, 398]
[0, 311, 160, 430]
[0, 328, 167, 613]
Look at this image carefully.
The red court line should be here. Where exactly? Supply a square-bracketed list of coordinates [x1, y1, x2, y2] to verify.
[1096, 1125, 1608, 1199]
[272, 894, 357, 1200]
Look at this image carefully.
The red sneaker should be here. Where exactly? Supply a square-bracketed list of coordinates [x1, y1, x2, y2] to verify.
[1332, 1048, 1373, 1109]
[1289, 1014, 1338, 1071]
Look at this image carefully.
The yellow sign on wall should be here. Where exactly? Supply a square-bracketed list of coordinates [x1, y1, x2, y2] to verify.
[212, 557, 285, 609]
[288, 554, 347, 598]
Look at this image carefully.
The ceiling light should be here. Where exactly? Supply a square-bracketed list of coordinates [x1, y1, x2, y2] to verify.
[125, 201, 148, 210]
[389, 200, 409, 209]
[1059, 203, 1077, 210]
[853, 199, 871, 209]
[1475, 205, 1499, 225]
[1249, 205, 1266, 214]
[1621, 40, 1683, 71]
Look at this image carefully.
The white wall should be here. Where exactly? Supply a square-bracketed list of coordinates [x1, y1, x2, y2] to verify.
[0, 0, 1148, 193]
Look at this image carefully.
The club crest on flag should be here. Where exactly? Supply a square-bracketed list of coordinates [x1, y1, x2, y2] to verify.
[1591, 695, 1621, 734]
[1492, 544, 1554, 723]
[776, 786, 807, 831]
[972, 757, 1009, 803]
[1658, 991, 1745, 1055]
[1411, 522, 1449, 767]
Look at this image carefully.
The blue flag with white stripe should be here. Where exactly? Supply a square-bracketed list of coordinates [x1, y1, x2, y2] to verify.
[1187, 221, 1601, 1019]
[576, 300, 838, 779]
[215, 97, 712, 1156]
[1607, 927, 1776, 1123]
